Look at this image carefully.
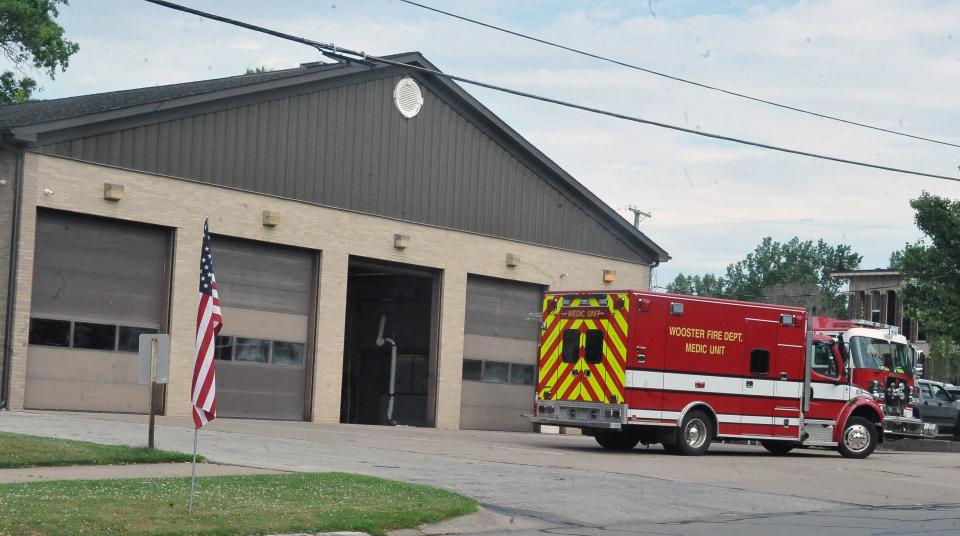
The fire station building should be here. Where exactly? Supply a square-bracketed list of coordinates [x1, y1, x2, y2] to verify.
[0, 53, 668, 431]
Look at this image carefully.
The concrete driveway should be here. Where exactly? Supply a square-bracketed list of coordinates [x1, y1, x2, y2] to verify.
[1, 411, 959, 535]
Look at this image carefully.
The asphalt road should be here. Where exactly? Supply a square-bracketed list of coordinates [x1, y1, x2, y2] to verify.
[1, 411, 959, 535]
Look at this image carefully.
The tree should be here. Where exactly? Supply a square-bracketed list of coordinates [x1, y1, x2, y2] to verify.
[667, 273, 725, 297]
[897, 193, 960, 342]
[244, 66, 272, 74]
[666, 236, 862, 317]
[896, 193, 960, 382]
[0, 0, 78, 104]
[926, 338, 960, 386]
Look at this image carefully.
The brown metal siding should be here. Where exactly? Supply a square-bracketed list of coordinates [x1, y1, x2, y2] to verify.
[36, 74, 647, 262]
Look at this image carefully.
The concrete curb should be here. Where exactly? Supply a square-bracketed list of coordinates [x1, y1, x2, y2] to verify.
[880, 438, 960, 453]
[387, 507, 553, 536]
[269, 533, 370, 536]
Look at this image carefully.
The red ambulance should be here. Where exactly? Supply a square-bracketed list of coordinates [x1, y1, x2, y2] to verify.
[530, 290, 898, 458]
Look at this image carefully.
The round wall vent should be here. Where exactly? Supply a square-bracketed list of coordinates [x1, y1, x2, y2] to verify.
[393, 78, 424, 119]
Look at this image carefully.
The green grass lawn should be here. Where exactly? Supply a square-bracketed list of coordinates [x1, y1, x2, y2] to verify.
[0, 472, 478, 536]
[0, 431, 197, 469]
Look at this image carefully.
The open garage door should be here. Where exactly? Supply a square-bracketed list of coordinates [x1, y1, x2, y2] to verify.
[460, 276, 542, 431]
[211, 237, 316, 421]
[340, 258, 439, 427]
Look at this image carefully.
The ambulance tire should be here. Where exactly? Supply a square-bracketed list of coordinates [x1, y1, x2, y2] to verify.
[594, 430, 641, 451]
[675, 410, 713, 456]
[760, 441, 795, 455]
[837, 416, 878, 459]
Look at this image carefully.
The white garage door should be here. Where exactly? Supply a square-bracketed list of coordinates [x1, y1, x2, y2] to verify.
[25, 209, 170, 413]
[460, 275, 542, 431]
[211, 236, 316, 421]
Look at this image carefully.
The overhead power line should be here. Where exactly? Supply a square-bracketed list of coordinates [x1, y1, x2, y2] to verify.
[398, 0, 960, 150]
[143, 0, 960, 184]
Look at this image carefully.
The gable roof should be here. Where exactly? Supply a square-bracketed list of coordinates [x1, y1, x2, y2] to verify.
[0, 65, 336, 128]
[0, 52, 669, 263]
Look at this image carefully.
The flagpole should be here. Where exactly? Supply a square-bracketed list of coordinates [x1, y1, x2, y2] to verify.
[188, 427, 198, 514]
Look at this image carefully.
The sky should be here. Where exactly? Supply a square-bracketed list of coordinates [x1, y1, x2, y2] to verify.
[8, 0, 959, 287]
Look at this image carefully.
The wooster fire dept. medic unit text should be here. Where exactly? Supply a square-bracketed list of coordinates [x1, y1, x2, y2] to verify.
[530, 291, 932, 459]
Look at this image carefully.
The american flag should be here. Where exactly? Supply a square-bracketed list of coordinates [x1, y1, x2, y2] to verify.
[193, 218, 223, 429]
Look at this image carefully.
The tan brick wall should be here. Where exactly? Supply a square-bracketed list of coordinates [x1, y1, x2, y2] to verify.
[6, 153, 38, 410]
[9, 153, 652, 429]
[311, 250, 348, 424]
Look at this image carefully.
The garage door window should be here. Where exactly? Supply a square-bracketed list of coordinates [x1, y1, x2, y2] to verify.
[462, 359, 482, 381]
[510, 364, 534, 385]
[482, 361, 510, 383]
[272, 341, 305, 366]
[28, 318, 70, 347]
[73, 322, 116, 351]
[214, 336, 234, 361]
[29, 317, 158, 353]
[118, 326, 158, 352]
[235, 338, 270, 363]
[214, 335, 306, 367]
[462, 359, 535, 386]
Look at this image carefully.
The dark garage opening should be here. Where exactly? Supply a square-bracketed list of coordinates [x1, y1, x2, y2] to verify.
[340, 258, 438, 427]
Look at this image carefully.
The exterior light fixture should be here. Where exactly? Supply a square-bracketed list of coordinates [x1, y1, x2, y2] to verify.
[103, 183, 124, 201]
[262, 210, 280, 227]
[506, 253, 519, 267]
[393, 234, 409, 249]
[602, 269, 616, 283]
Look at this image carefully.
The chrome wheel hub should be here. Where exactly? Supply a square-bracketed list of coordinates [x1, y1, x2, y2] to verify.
[684, 419, 707, 449]
[844, 424, 870, 453]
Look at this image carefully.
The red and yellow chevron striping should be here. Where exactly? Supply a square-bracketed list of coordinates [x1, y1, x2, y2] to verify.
[538, 293, 628, 404]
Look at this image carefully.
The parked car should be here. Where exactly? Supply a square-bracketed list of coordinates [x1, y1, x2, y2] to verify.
[915, 379, 960, 437]
[946, 384, 960, 399]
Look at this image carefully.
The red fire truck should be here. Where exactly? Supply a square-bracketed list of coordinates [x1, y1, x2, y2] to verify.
[810, 317, 932, 439]
[530, 290, 900, 458]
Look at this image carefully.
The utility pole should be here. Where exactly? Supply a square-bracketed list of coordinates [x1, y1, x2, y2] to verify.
[627, 206, 651, 229]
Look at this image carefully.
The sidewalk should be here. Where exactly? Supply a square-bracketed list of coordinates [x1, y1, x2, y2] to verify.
[0, 461, 283, 484]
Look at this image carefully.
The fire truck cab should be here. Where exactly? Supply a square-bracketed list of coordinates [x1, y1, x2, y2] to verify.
[811, 317, 934, 439]
[531, 291, 889, 458]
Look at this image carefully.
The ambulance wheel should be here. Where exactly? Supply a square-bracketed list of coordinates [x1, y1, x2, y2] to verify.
[594, 430, 640, 451]
[760, 441, 795, 455]
[837, 416, 877, 459]
[675, 410, 713, 456]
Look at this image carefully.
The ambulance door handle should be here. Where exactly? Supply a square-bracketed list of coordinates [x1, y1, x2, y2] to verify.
[745, 381, 754, 388]
[583, 370, 591, 377]
[780, 372, 788, 381]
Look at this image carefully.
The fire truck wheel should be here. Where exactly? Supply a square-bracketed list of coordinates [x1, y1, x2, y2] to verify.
[837, 416, 878, 459]
[594, 430, 640, 451]
[760, 441, 795, 455]
[676, 410, 713, 456]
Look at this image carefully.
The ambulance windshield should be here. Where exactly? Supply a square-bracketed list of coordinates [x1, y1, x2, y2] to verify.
[849, 336, 912, 373]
